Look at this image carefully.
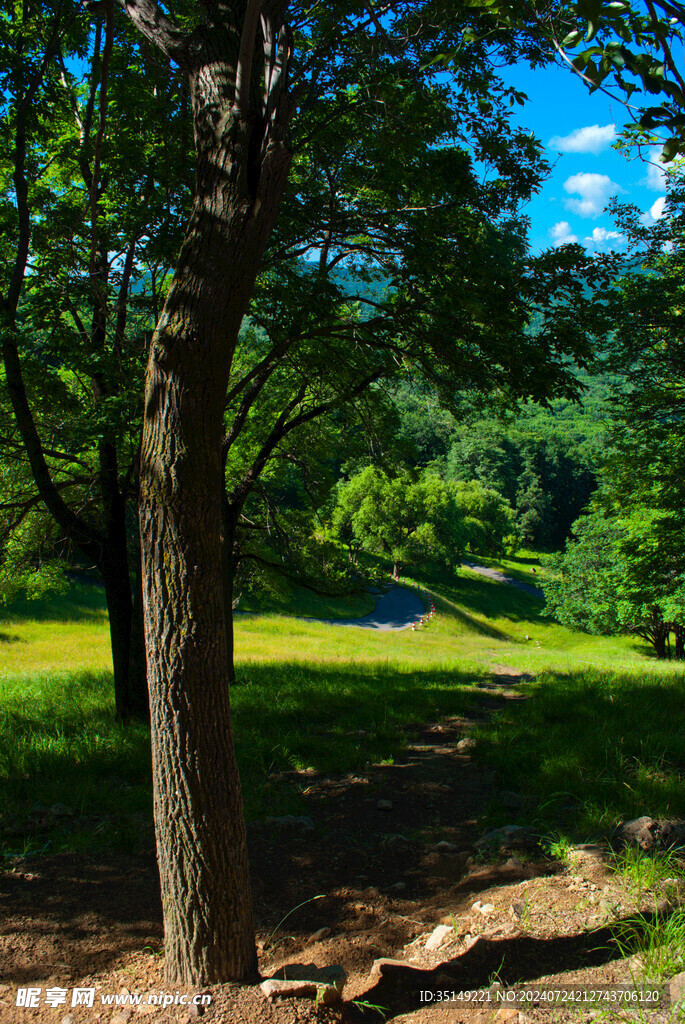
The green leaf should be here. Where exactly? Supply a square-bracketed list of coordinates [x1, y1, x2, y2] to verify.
[661, 137, 678, 161]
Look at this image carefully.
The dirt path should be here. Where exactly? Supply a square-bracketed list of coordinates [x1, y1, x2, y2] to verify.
[3, 668, 678, 1024]
[462, 561, 544, 599]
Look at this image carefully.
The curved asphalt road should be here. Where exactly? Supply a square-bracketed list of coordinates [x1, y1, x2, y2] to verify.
[324, 585, 427, 632]
[321, 561, 542, 632]
[462, 560, 544, 599]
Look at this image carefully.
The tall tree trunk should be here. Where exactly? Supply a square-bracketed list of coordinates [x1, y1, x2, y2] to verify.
[128, 559, 148, 716]
[102, 555, 135, 720]
[222, 494, 237, 685]
[99, 437, 149, 722]
[646, 607, 669, 659]
[138, 62, 291, 984]
[101, 538, 149, 722]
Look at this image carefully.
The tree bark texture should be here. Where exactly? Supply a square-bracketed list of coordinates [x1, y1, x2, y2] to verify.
[221, 492, 237, 685]
[138, 52, 291, 984]
[102, 553, 149, 723]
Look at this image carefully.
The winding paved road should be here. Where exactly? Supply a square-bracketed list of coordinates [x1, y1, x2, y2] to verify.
[322, 561, 543, 632]
[323, 585, 427, 631]
[462, 560, 544, 598]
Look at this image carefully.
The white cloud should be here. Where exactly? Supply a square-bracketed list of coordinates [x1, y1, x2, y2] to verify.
[563, 172, 623, 218]
[641, 195, 667, 226]
[549, 124, 616, 155]
[550, 221, 579, 246]
[583, 227, 626, 251]
[643, 147, 672, 191]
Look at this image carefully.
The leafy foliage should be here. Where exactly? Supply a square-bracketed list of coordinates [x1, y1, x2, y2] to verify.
[332, 466, 468, 574]
[457, 0, 685, 160]
[544, 178, 685, 658]
[451, 479, 518, 557]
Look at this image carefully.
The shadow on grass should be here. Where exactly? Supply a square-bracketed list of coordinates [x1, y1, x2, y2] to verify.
[4, 662, 684, 848]
[429, 590, 513, 640]
[0, 583, 108, 625]
[0, 670, 151, 858]
[1, 661, 508, 854]
[0, 631, 23, 644]
[507, 553, 542, 567]
[231, 662, 486, 796]
[478, 667, 685, 840]
[414, 562, 547, 629]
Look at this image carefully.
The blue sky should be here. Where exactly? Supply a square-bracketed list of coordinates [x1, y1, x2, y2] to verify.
[500, 61, 668, 253]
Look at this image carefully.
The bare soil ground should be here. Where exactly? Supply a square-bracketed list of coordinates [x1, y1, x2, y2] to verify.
[1, 670, 682, 1024]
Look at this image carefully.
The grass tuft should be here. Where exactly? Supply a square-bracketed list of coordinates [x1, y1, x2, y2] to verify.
[610, 908, 685, 982]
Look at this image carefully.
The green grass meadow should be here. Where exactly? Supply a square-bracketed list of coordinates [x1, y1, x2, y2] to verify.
[1, 559, 684, 859]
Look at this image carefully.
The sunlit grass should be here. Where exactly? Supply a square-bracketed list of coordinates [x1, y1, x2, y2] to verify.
[612, 847, 684, 906]
[233, 564, 676, 680]
[0, 584, 111, 676]
[2, 561, 684, 856]
[610, 908, 685, 982]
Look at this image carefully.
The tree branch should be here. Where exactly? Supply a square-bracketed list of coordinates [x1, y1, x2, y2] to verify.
[114, 235, 138, 372]
[115, 0, 190, 67]
[645, 0, 685, 97]
[226, 368, 383, 515]
[2, 38, 105, 562]
[225, 337, 291, 407]
[222, 358, 281, 459]
[234, 0, 262, 114]
[226, 385, 305, 513]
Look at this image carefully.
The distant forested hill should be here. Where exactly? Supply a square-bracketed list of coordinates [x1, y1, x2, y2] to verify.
[389, 363, 626, 550]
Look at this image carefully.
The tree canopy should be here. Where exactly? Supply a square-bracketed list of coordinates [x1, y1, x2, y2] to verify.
[544, 179, 685, 658]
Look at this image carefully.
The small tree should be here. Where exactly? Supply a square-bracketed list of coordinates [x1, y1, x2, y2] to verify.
[333, 467, 467, 576]
[544, 504, 685, 658]
[452, 479, 518, 557]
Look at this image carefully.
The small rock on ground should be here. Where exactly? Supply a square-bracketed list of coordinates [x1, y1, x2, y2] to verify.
[476, 825, 537, 850]
[671, 970, 685, 1005]
[425, 924, 453, 951]
[367, 959, 427, 987]
[615, 816, 685, 852]
[270, 962, 346, 993]
[457, 737, 477, 753]
[260, 978, 341, 1004]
